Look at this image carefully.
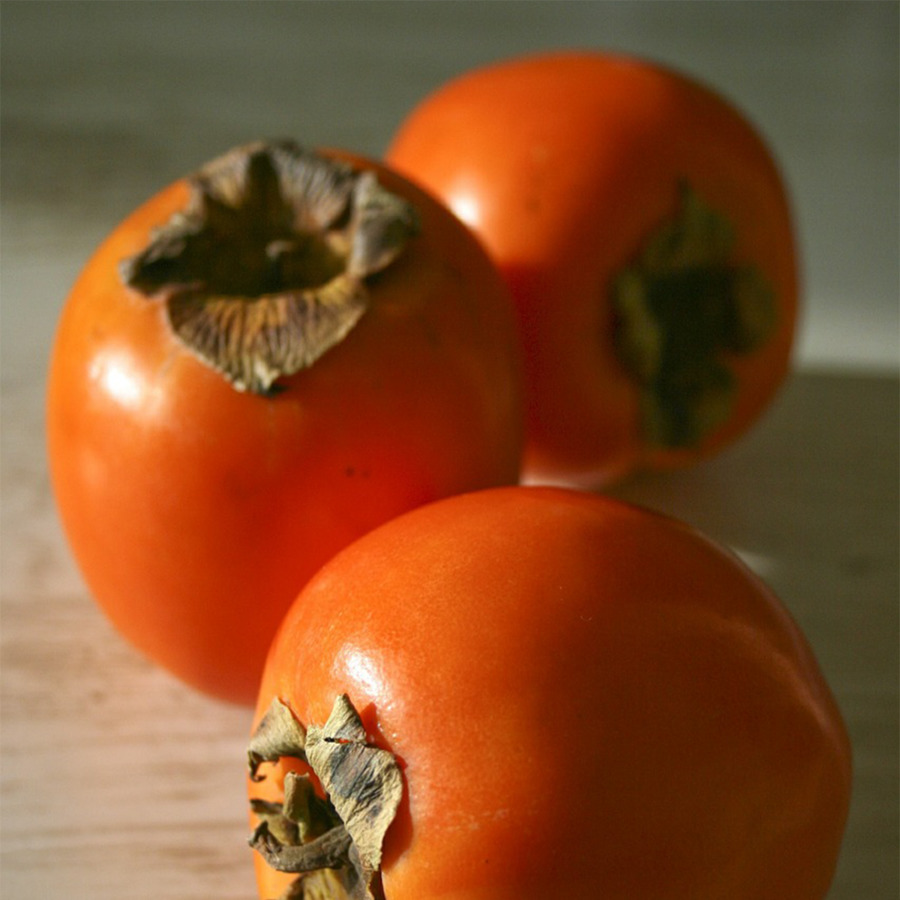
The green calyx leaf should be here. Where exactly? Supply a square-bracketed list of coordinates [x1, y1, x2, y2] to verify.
[612, 181, 778, 448]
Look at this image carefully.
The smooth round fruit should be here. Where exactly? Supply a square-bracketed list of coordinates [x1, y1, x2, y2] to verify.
[46, 141, 524, 704]
[248, 486, 851, 899]
[386, 52, 799, 485]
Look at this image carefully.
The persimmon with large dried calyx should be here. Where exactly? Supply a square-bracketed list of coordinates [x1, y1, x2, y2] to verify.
[46, 140, 525, 705]
[247, 486, 851, 900]
[386, 51, 799, 485]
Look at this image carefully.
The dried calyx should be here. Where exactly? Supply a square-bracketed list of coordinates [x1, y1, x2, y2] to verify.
[612, 182, 777, 448]
[121, 140, 419, 395]
[248, 695, 403, 900]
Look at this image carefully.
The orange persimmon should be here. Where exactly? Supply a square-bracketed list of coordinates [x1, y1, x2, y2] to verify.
[46, 141, 524, 704]
[386, 52, 799, 485]
[247, 486, 851, 899]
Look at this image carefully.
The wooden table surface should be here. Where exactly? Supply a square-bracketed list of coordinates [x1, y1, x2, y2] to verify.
[2, 3, 897, 898]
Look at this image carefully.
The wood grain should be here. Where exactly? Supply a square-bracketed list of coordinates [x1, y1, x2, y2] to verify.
[2, 3, 897, 897]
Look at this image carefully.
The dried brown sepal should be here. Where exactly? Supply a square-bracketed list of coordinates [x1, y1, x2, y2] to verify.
[345, 171, 419, 277]
[165, 275, 368, 397]
[283, 772, 343, 842]
[305, 694, 403, 876]
[612, 181, 778, 448]
[250, 820, 353, 873]
[121, 140, 419, 394]
[250, 823, 370, 900]
[280, 868, 365, 900]
[248, 695, 402, 900]
[250, 798, 302, 847]
[248, 696, 308, 781]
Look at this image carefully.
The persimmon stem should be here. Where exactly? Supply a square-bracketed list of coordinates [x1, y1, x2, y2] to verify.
[121, 140, 419, 395]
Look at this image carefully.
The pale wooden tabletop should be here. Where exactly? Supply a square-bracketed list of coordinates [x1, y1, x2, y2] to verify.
[2, 3, 897, 899]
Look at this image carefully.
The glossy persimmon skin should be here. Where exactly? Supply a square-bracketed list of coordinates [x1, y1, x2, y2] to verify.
[386, 52, 799, 485]
[251, 486, 851, 900]
[46, 151, 524, 705]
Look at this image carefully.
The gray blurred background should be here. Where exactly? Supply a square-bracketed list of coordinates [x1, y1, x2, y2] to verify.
[1, 4, 897, 899]
[2, 0, 898, 381]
